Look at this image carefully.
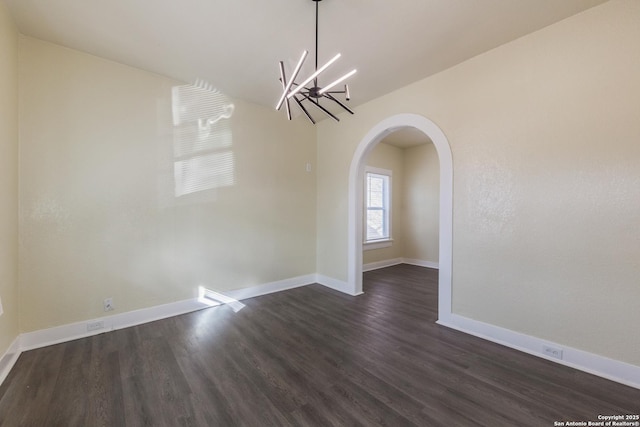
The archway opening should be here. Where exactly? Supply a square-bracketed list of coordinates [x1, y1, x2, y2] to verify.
[347, 113, 453, 322]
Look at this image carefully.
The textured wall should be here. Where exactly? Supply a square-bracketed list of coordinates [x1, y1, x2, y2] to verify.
[402, 143, 439, 264]
[316, 0, 640, 366]
[19, 37, 317, 332]
[0, 1, 20, 356]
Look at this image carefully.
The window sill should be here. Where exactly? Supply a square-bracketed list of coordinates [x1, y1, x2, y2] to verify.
[363, 239, 393, 251]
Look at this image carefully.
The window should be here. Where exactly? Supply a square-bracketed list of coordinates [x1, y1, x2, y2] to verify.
[365, 167, 392, 245]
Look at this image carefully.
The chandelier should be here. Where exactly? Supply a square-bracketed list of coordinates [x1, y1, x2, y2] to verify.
[276, 0, 356, 124]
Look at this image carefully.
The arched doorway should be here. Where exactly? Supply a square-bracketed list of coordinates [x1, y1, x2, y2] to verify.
[347, 113, 453, 322]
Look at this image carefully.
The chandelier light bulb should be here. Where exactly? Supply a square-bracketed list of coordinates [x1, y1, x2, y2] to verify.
[276, 50, 308, 111]
[318, 69, 357, 95]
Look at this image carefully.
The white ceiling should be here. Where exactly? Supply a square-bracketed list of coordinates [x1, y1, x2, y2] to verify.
[4, 0, 607, 114]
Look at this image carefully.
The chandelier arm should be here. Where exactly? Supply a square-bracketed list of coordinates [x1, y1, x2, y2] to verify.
[284, 98, 291, 120]
[276, 50, 308, 110]
[289, 81, 314, 94]
[278, 62, 292, 120]
[293, 96, 316, 124]
[324, 93, 354, 115]
[302, 95, 340, 122]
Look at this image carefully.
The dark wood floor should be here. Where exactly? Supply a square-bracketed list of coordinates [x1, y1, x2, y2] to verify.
[0, 264, 638, 426]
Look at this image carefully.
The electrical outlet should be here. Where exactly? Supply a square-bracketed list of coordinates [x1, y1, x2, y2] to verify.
[542, 345, 563, 360]
[87, 321, 104, 332]
[103, 298, 114, 312]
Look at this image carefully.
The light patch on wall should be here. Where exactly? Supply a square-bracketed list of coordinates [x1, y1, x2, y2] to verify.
[174, 151, 234, 197]
[198, 286, 245, 313]
[171, 80, 235, 199]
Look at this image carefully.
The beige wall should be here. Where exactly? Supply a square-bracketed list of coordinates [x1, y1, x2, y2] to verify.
[0, 2, 20, 356]
[317, 0, 640, 366]
[403, 143, 439, 264]
[18, 37, 317, 332]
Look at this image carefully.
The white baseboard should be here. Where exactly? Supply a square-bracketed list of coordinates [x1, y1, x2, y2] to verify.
[315, 274, 362, 296]
[402, 258, 439, 269]
[438, 313, 640, 390]
[225, 274, 316, 301]
[362, 258, 439, 272]
[362, 258, 403, 272]
[0, 337, 20, 386]
[11, 274, 316, 367]
[19, 298, 209, 352]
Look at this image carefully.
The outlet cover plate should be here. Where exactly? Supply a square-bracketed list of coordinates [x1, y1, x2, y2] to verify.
[87, 321, 104, 332]
[542, 345, 563, 360]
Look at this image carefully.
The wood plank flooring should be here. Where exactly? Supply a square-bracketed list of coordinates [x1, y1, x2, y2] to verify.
[0, 264, 638, 426]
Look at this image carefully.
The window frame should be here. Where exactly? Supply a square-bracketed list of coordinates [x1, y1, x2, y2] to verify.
[363, 166, 392, 250]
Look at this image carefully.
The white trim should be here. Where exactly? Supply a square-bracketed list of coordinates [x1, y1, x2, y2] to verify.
[19, 298, 206, 351]
[0, 337, 20, 386]
[362, 258, 438, 272]
[363, 258, 403, 272]
[438, 314, 640, 390]
[402, 258, 439, 269]
[7, 274, 315, 372]
[363, 258, 438, 272]
[224, 274, 316, 301]
[348, 113, 453, 321]
[362, 239, 393, 251]
[364, 166, 392, 177]
[315, 274, 362, 296]
[364, 166, 392, 244]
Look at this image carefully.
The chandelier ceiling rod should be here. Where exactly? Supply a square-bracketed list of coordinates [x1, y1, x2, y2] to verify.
[276, 0, 356, 124]
[314, 0, 319, 87]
